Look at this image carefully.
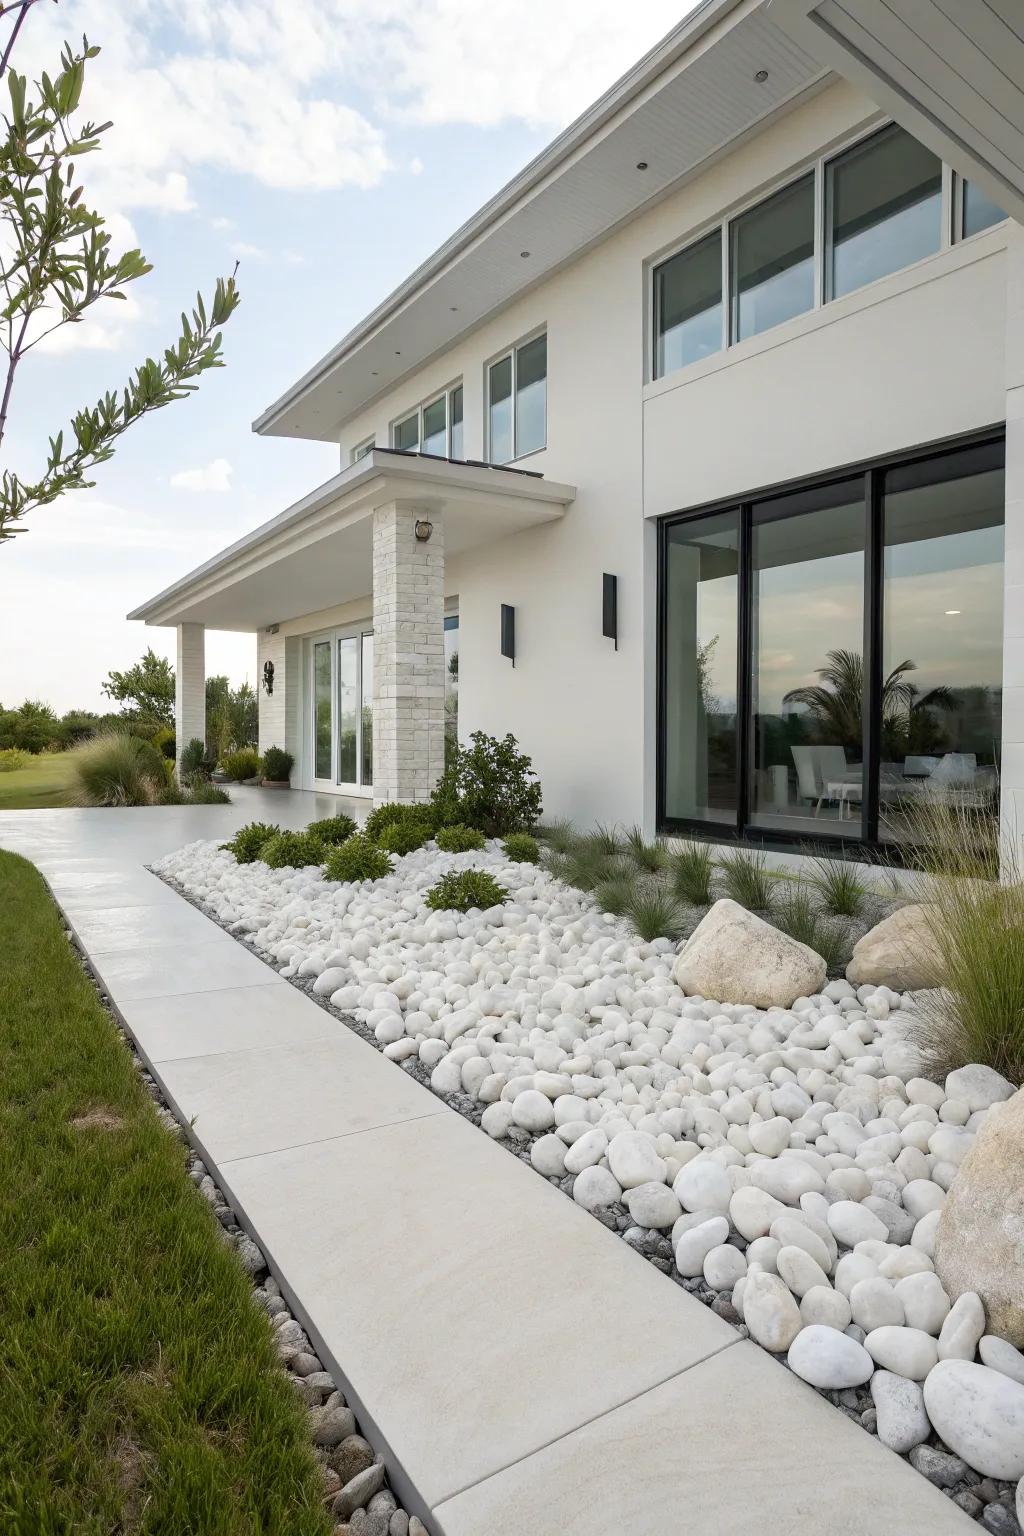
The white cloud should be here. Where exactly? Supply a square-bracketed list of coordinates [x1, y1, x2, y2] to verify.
[234, 241, 267, 260]
[408, 156, 424, 176]
[32, 293, 144, 356]
[170, 457, 234, 493]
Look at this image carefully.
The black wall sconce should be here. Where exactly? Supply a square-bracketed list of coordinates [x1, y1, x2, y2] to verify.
[500, 603, 516, 666]
[602, 573, 618, 650]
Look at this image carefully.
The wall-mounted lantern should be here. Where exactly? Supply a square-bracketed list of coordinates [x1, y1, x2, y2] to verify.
[262, 660, 275, 696]
[414, 519, 434, 542]
[500, 603, 515, 666]
[602, 573, 618, 650]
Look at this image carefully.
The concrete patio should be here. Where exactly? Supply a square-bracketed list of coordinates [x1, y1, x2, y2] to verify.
[0, 798, 976, 1535]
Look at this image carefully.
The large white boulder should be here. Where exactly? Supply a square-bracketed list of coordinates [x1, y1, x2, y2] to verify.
[923, 1360, 1024, 1480]
[845, 904, 943, 991]
[673, 899, 826, 1009]
[935, 1088, 1024, 1348]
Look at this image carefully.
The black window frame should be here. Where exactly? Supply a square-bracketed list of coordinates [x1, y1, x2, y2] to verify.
[656, 424, 1006, 855]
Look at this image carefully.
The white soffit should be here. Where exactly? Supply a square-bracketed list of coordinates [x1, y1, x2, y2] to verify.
[771, 0, 1024, 222]
[254, 0, 824, 442]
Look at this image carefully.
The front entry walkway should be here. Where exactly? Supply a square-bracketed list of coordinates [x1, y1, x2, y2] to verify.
[0, 803, 974, 1535]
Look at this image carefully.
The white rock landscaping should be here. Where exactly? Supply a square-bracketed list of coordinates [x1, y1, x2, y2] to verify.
[155, 832, 1024, 1530]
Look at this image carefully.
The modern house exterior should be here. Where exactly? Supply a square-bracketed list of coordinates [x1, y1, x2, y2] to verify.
[130, 0, 1024, 856]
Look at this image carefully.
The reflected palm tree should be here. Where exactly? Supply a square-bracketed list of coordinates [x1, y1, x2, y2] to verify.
[783, 648, 957, 750]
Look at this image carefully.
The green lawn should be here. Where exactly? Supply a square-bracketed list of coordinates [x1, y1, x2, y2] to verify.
[0, 750, 77, 809]
[0, 852, 333, 1535]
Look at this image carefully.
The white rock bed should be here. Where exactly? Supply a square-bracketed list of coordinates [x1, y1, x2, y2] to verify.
[155, 836, 1024, 1528]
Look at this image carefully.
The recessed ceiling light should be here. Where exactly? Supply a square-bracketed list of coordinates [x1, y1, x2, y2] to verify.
[395, 350, 401, 355]
[450, 305, 458, 311]
[520, 250, 530, 258]
[945, 609, 961, 615]
[754, 68, 769, 83]
[636, 160, 648, 170]
[371, 370, 378, 376]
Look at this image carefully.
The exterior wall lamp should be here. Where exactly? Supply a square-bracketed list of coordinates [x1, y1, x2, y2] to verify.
[414, 519, 434, 542]
[500, 603, 516, 665]
[603, 573, 618, 649]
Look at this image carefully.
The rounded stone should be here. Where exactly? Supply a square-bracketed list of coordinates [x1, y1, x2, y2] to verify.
[787, 1324, 873, 1389]
[776, 1245, 830, 1300]
[923, 1360, 1024, 1480]
[675, 1216, 729, 1278]
[480, 1102, 514, 1139]
[938, 1291, 986, 1362]
[730, 1186, 786, 1241]
[799, 1285, 852, 1331]
[902, 1179, 946, 1222]
[530, 1134, 567, 1178]
[894, 1270, 950, 1336]
[563, 1127, 608, 1174]
[606, 1131, 667, 1190]
[864, 1325, 939, 1381]
[850, 1277, 905, 1332]
[979, 1335, 1024, 1388]
[742, 1269, 803, 1353]
[870, 1370, 931, 1454]
[626, 1180, 682, 1230]
[827, 1201, 889, 1248]
[703, 1243, 747, 1291]
[768, 1216, 832, 1276]
[748, 1157, 824, 1205]
[572, 1164, 622, 1211]
[510, 1090, 556, 1133]
[674, 1155, 732, 1214]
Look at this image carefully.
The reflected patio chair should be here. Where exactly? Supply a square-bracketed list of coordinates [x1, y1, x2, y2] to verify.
[791, 744, 859, 817]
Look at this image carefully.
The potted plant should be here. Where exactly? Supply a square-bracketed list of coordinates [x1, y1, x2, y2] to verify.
[260, 745, 294, 788]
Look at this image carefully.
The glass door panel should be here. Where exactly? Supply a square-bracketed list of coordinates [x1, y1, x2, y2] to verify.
[360, 632, 373, 786]
[663, 512, 740, 825]
[313, 640, 333, 781]
[750, 482, 865, 834]
[337, 636, 359, 785]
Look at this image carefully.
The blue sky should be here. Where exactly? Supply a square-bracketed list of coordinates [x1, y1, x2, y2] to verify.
[0, 0, 687, 712]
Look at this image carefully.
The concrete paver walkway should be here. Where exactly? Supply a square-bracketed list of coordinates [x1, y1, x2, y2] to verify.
[0, 800, 974, 1535]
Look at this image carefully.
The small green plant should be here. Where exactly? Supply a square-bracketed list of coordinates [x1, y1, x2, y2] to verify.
[807, 855, 868, 918]
[377, 819, 432, 855]
[594, 873, 639, 916]
[0, 747, 29, 772]
[435, 823, 486, 853]
[179, 737, 216, 784]
[623, 825, 670, 873]
[185, 781, 231, 805]
[536, 818, 577, 854]
[625, 885, 683, 942]
[671, 842, 714, 905]
[324, 835, 393, 883]
[71, 732, 167, 807]
[261, 745, 294, 783]
[307, 814, 358, 846]
[151, 726, 176, 760]
[590, 822, 623, 855]
[363, 801, 434, 842]
[502, 832, 540, 863]
[430, 731, 541, 835]
[562, 843, 620, 891]
[259, 830, 325, 869]
[771, 882, 849, 972]
[424, 868, 508, 913]
[718, 847, 776, 910]
[225, 822, 280, 863]
[220, 747, 261, 782]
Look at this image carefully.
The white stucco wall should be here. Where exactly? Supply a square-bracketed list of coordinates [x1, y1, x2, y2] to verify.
[266, 77, 1011, 829]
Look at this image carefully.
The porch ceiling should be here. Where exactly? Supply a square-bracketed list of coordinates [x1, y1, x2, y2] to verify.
[771, 0, 1024, 222]
[127, 450, 575, 632]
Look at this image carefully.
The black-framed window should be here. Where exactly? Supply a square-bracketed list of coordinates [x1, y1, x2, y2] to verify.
[657, 430, 1005, 850]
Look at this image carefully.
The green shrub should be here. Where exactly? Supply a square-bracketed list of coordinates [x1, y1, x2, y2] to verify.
[259, 830, 325, 870]
[623, 825, 670, 873]
[71, 732, 168, 807]
[502, 832, 540, 863]
[771, 883, 849, 973]
[672, 842, 714, 905]
[225, 821, 280, 863]
[0, 747, 29, 773]
[718, 848, 776, 911]
[435, 823, 486, 853]
[594, 873, 638, 916]
[535, 818, 577, 854]
[430, 731, 541, 835]
[377, 819, 432, 855]
[185, 781, 232, 805]
[324, 835, 393, 883]
[220, 747, 261, 782]
[261, 745, 294, 782]
[807, 856, 868, 918]
[179, 736, 215, 784]
[307, 814, 358, 846]
[424, 868, 507, 913]
[625, 885, 683, 942]
[151, 725, 177, 760]
[363, 801, 434, 842]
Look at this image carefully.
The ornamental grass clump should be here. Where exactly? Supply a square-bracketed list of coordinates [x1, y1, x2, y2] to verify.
[220, 748, 261, 782]
[306, 813, 358, 846]
[623, 825, 670, 873]
[324, 835, 393, 884]
[424, 868, 507, 913]
[435, 823, 486, 853]
[625, 884, 683, 942]
[718, 847, 776, 911]
[807, 855, 868, 918]
[258, 830, 325, 870]
[771, 882, 849, 974]
[178, 781, 231, 805]
[71, 732, 167, 807]
[561, 841, 621, 892]
[502, 832, 540, 864]
[671, 842, 714, 905]
[0, 747, 29, 772]
[594, 872, 639, 917]
[225, 821, 280, 863]
[376, 818, 432, 856]
[535, 818, 577, 854]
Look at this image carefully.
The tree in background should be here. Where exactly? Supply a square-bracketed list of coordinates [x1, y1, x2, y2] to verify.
[0, 698, 107, 750]
[0, 0, 240, 543]
[101, 648, 174, 732]
[206, 675, 258, 758]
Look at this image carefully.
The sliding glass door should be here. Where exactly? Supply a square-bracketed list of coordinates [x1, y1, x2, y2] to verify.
[658, 433, 1004, 849]
[306, 627, 374, 791]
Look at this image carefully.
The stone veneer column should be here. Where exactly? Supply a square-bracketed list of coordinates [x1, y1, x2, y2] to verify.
[1003, 222, 1024, 863]
[372, 503, 445, 804]
[175, 622, 206, 772]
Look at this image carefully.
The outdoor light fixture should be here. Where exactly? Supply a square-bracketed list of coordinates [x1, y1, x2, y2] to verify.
[500, 603, 516, 665]
[754, 68, 769, 82]
[945, 609, 961, 615]
[262, 660, 275, 696]
[414, 519, 433, 542]
[603, 573, 618, 649]
[636, 161, 648, 170]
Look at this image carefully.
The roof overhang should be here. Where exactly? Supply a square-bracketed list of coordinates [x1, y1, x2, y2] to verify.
[254, 0, 827, 442]
[128, 450, 575, 632]
[771, 0, 1024, 223]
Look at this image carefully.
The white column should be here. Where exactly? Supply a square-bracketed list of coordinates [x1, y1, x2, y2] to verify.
[1003, 223, 1024, 864]
[372, 503, 445, 804]
[175, 622, 206, 771]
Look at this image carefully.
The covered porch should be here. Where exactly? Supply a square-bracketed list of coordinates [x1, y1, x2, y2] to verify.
[129, 449, 575, 804]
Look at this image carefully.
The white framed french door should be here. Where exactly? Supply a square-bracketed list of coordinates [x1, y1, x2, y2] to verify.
[303, 625, 374, 793]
